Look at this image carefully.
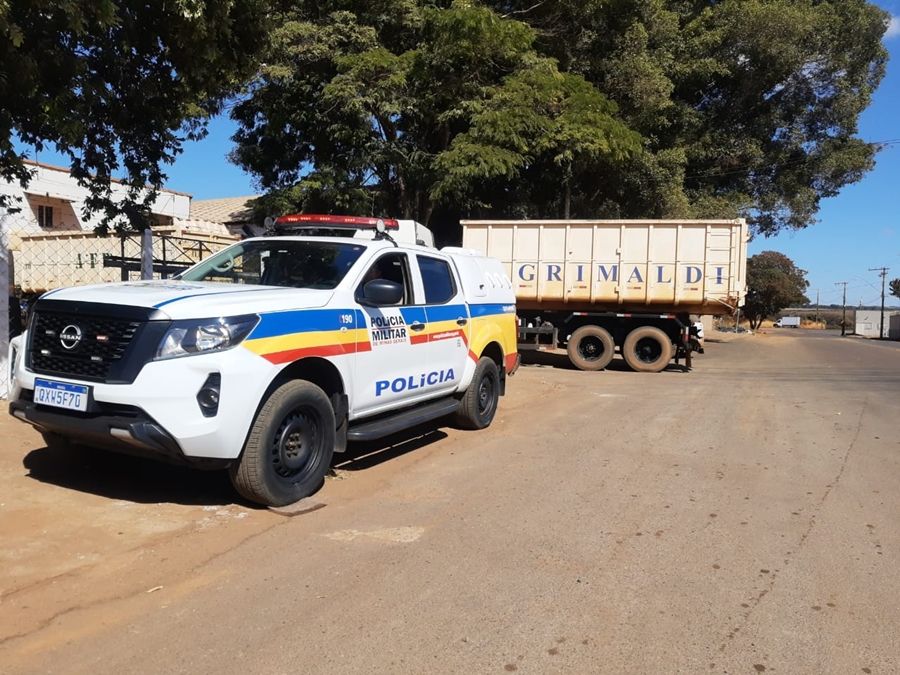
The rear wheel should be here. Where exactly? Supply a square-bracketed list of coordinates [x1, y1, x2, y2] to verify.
[622, 326, 673, 373]
[230, 381, 335, 506]
[567, 325, 615, 371]
[455, 357, 501, 430]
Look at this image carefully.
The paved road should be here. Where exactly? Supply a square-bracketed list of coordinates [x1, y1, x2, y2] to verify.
[2, 331, 899, 674]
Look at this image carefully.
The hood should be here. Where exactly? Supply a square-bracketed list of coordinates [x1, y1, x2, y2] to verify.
[39, 281, 334, 319]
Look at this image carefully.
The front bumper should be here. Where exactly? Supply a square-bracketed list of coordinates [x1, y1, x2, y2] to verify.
[9, 342, 278, 461]
[8, 394, 204, 465]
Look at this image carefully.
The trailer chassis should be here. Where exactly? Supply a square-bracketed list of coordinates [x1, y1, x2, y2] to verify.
[518, 311, 694, 372]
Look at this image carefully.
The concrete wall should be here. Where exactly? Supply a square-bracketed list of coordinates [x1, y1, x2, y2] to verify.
[1, 212, 9, 399]
[890, 314, 900, 341]
[856, 310, 900, 339]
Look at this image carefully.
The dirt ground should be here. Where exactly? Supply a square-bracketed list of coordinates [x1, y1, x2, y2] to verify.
[1, 330, 898, 674]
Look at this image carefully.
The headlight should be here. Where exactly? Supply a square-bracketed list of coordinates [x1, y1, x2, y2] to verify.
[155, 315, 259, 361]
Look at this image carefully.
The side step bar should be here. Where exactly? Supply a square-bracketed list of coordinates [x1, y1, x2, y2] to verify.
[347, 397, 460, 442]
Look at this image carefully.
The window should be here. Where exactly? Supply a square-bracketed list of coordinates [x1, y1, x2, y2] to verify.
[179, 240, 366, 289]
[356, 253, 411, 305]
[418, 256, 456, 305]
[37, 205, 54, 228]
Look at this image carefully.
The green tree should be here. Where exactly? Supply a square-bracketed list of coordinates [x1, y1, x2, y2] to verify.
[1, 0, 271, 229]
[890, 278, 900, 301]
[482, 0, 891, 235]
[743, 251, 810, 329]
[231, 1, 641, 238]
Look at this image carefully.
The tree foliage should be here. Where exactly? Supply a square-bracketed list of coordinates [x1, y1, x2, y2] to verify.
[743, 251, 810, 329]
[890, 278, 900, 301]
[485, 0, 890, 236]
[0, 0, 271, 229]
[234, 0, 889, 241]
[231, 1, 642, 237]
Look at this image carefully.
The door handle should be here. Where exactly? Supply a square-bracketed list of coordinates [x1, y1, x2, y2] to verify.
[456, 318, 468, 326]
[410, 322, 426, 331]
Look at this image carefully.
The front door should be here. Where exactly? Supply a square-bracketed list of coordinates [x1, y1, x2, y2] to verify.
[352, 251, 432, 416]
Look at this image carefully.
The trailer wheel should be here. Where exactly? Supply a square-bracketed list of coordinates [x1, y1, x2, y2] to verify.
[567, 325, 615, 371]
[622, 326, 673, 373]
[230, 380, 335, 506]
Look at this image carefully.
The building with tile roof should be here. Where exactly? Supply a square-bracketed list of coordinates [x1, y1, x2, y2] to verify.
[189, 196, 261, 236]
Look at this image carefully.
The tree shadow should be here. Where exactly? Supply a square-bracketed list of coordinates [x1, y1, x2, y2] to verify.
[22, 443, 244, 507]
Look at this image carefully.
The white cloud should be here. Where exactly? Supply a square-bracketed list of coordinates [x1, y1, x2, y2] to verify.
[886, 16, 900, 39]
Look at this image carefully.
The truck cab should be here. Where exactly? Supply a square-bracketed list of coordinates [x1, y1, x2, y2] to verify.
[7, 215, 518, 506]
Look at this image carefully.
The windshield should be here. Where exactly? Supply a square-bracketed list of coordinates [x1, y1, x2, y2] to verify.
[179, 240, 366, 290]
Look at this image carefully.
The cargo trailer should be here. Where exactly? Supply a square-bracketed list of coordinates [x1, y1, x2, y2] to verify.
[461, 219, 749, 372]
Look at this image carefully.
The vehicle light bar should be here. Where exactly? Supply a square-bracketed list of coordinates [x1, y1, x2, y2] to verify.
[274, 214, 400, 230]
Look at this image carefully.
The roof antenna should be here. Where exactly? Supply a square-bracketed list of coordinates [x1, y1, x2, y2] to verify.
[374, 218, 398, 247]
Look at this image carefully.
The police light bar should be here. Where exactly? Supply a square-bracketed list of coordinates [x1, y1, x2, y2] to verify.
[273, 214, 400, 230]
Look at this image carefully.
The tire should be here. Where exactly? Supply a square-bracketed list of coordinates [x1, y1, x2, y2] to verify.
[454, 357, 501, 430]
[622, 326, 673, 373]
[230, 381, 335, 506]
[567, 325, 615, 371]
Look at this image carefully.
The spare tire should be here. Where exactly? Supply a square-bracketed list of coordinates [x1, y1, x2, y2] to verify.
[567, 325, 615, 371]
[622, 326, 673, 373]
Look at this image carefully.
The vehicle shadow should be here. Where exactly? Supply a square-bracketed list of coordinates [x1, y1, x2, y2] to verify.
[22, 444, 239, 507]
[334, 423, 449, 472]
[521, 351, 689, 373]
[21, 423, 453, 508]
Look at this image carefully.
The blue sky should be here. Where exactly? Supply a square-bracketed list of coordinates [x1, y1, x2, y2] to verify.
[16, 3, 900, 306]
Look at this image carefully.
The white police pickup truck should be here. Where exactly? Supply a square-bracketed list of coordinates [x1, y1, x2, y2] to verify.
[7, 215, 518, 506]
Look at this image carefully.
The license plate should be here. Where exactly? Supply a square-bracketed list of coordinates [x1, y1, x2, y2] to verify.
[33, 378, 90, 412]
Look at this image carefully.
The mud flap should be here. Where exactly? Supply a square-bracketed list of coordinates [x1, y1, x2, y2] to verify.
[332, 393, 349, 453]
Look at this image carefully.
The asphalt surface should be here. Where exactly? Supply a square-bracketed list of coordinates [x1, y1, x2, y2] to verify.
[1, 330, 899, 674]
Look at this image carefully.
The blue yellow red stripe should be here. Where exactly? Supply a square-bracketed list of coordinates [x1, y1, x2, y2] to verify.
[242, 303, 515, 366]
[244, 308, 371, 364]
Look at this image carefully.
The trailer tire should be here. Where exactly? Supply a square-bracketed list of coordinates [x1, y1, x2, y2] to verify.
[567, 325, 615, 371]
[622, 326, 673, 373]
[454, 357, 500, 430]
[230, 380, 335, 507]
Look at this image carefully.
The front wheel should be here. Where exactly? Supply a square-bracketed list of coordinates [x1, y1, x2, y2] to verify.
[622, 326, 673, 373]
[230, 381, 335, 506]
[454, 357, 501, 430]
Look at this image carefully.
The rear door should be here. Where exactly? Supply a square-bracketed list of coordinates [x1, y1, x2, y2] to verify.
[416, 253, 470, 393]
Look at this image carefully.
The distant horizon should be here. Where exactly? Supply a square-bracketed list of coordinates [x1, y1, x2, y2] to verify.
[787, 305, 900, 311]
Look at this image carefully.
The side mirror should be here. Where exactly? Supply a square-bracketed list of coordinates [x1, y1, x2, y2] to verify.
[362, 279, 404, 306]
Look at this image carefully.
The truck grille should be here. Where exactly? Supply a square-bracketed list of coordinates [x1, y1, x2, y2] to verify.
[29, 311, 143, 382]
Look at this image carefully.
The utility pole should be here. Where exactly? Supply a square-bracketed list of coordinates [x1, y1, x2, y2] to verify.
[814, 289, 820, 326]
[869, 267, 889, 339]
[835, 281, 848, 336]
